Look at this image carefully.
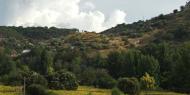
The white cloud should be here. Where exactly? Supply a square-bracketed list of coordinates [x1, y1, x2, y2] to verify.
[105, 10, 127, 29]
[0, 0, 126, 32]
[81, 2, 96, 11]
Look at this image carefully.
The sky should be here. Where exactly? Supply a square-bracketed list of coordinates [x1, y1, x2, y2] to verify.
[0, 0, 188, 32]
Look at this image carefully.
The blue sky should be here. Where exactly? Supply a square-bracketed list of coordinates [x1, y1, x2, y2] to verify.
[0, 0, 188, 32]
[88, 0, 187, 23]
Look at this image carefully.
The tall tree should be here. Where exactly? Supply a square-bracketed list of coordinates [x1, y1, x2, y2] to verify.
[41, 50, 54, 75]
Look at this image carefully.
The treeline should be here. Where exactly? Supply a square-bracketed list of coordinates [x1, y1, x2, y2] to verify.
[0, 26, 78, 40]
[0, 41, 190, 94]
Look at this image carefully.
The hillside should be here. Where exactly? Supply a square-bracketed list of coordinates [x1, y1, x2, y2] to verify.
[102, 2, 190, 46]
[1, 2, 190, 95]
[0, 26, 131, 58]
[1, 2, 190, 55]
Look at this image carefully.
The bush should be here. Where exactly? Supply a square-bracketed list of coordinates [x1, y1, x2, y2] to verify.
[93, 69, 116, 89]
[26, 84, 48, 95]
[0, 72, 23, 85]
[140, 73, 156, 90]
[117, 77, 140, 95]
[173, 9, 178, 14]
[80, 67, 96, 85]
[26, 72, 48, 87]
[59, 71, 78, 90]
[48, 70, 78, 90]
[111, 88, 123, 95]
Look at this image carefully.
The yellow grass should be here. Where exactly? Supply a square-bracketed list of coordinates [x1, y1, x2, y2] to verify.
[0, 85, 22, 95]
[52, 86, 111, 95]
[52, 86, 186, 95]
[0, 85, 186, 95]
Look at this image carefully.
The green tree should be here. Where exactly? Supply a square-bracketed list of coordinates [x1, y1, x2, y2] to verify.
[48, 70, 78, 90]
[107, 50, 160, 80]
[41, 50, 54, 75]
[93, 69, 116, 89]
[140, 73, 156, 90]
[26, 84, 56, 95]
[111, 88, 123, 95]
[142, 43, 174, 88]
[25, 72, 48, 87]
[117, 77, 140, 95]
[169, 43, 190, 93]
[80, 67, 96, 85]
[0, 50, 16, 76]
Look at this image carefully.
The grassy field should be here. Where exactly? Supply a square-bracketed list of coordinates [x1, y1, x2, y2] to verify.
[0, 85, 186, 95]
[0, 85, 22, 95]
[52, 86, 187, 95]
[52, 86, 111, 95]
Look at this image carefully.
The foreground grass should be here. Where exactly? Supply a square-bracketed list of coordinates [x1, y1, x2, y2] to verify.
[52, 86, 186, 95]
[52, 86, 111, 95]
[141, 91, 186, 95]
[0, 85, 22, 95]
[0, 85, 186, 95]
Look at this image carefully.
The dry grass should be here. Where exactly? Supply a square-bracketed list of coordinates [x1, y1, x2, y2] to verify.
[52, 86, 111, 95]
[52, 86, 186, 95]
[0, 85, 22, 95]
[0, 85, 186, 95]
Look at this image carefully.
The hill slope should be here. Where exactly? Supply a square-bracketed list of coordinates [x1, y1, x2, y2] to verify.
[102, 2, 190, 46]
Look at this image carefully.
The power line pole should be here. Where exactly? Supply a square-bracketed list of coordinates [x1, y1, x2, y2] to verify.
[23, 77, 26, 95]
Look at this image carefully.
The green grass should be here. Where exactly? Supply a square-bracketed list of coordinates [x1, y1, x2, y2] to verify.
[0, 85, 22, 95]
[52, 86, 111, 95]
[0, 85, 186, 95]
[141, 91, 186, 95]
[52, 86, 186, 95]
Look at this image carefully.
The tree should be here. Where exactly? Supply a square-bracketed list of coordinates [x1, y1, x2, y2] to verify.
[117, 77, 140, 95]
[173, 9, 178, 13]
[169, 43, 190, 93]
[111, 88, 123, 95]
[180, 6, 185, 11]
[0, 51, 16, 76]
[107, 50, 160, 80]
[25, 72, 48, 87]
[107, 50, 128, 78]
[26, 84, 47, 95]
[41, 50, 54, 75]
[26, 84, 55, 95]
[140, 73, 156, 90]
[93, 69, 116, 89]
[48, 70, 78, 90]
[142, 43, 174, 88]
[80, 67, 96, 85]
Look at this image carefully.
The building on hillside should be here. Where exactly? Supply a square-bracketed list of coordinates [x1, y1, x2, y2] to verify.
[22, 49, 31, 54]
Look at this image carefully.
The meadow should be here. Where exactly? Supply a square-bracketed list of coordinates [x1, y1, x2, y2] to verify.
[0, 85, 185, 95]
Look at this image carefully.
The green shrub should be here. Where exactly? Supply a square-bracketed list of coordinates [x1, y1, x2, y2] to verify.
[26, 72, 48, 87]
[80, 67, 96, 85]
[117, 77, 140, 95]
[111, 88, 123, 95]
[140, 73, 156, 90]
[48, 70, 78, 90]
[26, 84, 48, 95]
[0, 72, 23, 85]
[93, 69, 116, 89]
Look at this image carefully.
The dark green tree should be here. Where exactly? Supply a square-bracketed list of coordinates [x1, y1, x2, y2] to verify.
[41, 50, 54, 75]
[117, 77, 140, 95]
[47, 70, 78, 90]
[107, 50, 160, 80]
